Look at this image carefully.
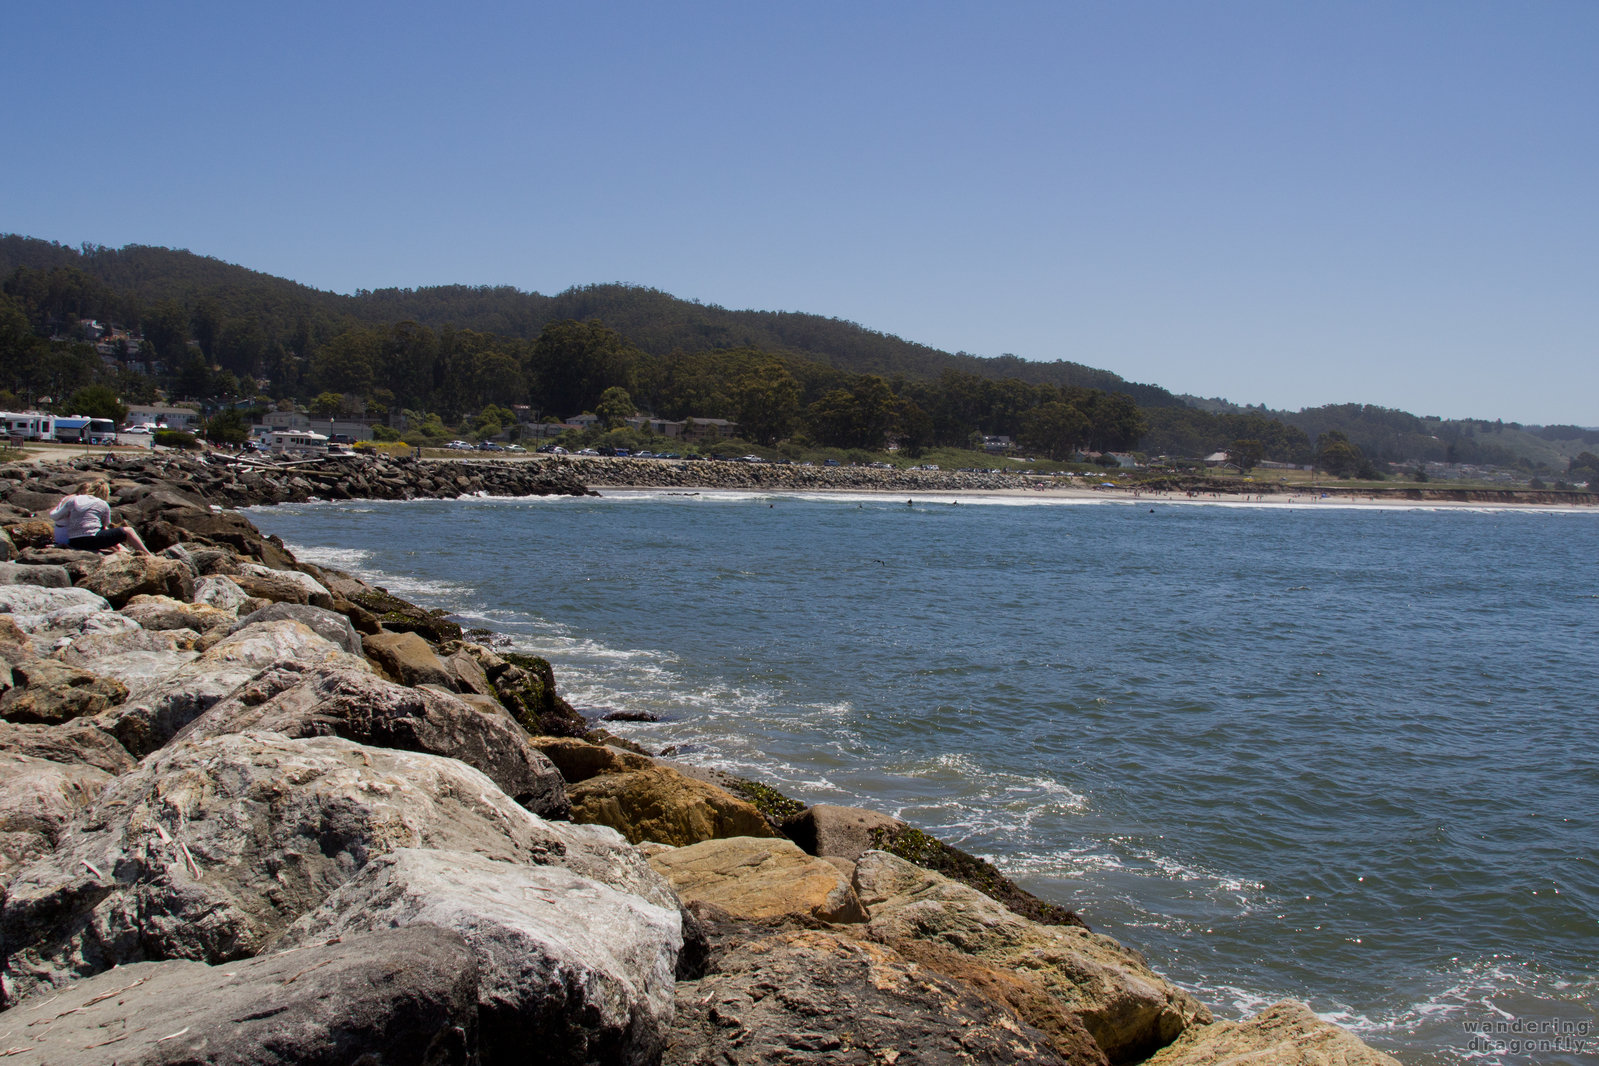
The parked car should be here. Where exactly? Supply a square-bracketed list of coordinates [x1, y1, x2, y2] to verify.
[537, 444, 568, 454]
[445, 440, 473, 450]
[477, 441, 504, 451]
[503, 444, 526, 453]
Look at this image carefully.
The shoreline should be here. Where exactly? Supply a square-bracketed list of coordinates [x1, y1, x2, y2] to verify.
[0, 453, 1416, 1063]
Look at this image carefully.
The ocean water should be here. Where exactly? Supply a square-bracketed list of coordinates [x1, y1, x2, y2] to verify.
[248, 490, 1599, 1065]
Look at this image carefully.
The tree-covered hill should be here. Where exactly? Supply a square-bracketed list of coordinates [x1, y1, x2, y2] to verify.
[0, 236, 1178, 403]
[0, 234, 1588, 478]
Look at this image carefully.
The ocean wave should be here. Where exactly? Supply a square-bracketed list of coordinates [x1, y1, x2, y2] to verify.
[278, 543, 372, 571]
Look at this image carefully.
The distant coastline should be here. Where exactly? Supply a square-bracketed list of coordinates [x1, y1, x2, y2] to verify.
[511, 454, 1599, 510]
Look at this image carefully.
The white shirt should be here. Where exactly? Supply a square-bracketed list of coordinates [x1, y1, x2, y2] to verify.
[48, 495, 113, 540]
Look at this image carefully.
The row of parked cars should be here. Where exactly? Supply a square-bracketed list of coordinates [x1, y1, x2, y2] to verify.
[443, 441, 527, 452]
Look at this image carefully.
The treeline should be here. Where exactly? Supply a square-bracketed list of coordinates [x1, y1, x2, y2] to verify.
[5, 234, 1583, 472]
[0, 237, 1178, 400]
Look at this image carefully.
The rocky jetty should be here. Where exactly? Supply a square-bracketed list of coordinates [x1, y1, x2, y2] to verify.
[0, 456, 1402, 1064]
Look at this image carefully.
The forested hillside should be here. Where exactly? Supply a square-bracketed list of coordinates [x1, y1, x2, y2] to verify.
[0, 234, 1588, 475]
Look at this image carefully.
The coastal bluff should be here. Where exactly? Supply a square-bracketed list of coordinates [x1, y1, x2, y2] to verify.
[0, 455, 1401, 1065]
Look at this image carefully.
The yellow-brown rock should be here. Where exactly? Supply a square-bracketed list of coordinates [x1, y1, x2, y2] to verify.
[567, 765, 775, 847]
[647, 835, 867, 923]
[530, 736, 654, 783]
[1141, 1000, 1401, 1066]
[854, 849, 1210, 1064]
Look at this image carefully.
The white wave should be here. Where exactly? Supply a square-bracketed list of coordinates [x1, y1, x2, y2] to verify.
[278, 544, 372, 571]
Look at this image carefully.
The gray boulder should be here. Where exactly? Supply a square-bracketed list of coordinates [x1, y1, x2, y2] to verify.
[0, 753, 110, 886]
[229, 601, 361, 655]
[53, 629, 200, 702]
[0, 586, 141, 647]
[0, 585, 110, 623]
[0, 719, 135, 775]
[782, 803, 905, 863]
[192, 573, 249, 610]
[178, 662, 568, 817]
[0, 562, 69, 588]
[0, 731, 672, 1004]
[281, 848, 681, 1066]
[0, 924, 479, 1065]
[98, 619, 369, 756]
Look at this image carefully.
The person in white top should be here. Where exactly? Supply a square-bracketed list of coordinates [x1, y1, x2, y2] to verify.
[48, 480, 152, 555]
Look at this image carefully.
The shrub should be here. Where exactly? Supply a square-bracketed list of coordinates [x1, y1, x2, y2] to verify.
[153, 429, 200, 450]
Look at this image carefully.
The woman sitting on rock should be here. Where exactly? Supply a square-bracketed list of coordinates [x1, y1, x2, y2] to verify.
[49, 480, 153, 555]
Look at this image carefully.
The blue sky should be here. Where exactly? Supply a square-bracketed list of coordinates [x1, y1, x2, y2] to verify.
[7, 2, 1596, 425]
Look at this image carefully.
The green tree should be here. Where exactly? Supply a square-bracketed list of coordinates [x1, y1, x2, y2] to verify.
[202, 408, 250, 445]
[731, 365, 800, 445]
[1020, 401, 1091, 460]
[595, 386, 636, 429]
[530, 319, 637, 419]
[64, 384, 127, 423]
[1229, 439, 1264, 474]
[1316, 430, 1365, 478]
[309, 392, 344, 418]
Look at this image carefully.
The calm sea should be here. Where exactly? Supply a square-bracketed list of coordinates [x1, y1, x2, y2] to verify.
[248, 490, 1599, 1065]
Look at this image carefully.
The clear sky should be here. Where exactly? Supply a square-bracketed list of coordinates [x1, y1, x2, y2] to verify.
[6, 2, 1596, 425]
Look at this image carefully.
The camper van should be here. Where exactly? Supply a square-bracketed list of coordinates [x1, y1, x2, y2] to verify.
[0, 412, 53, 441]
[265, 429, 329, 455]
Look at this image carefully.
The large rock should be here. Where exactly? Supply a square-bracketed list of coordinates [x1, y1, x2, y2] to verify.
[98, 619, 369, 756]
[463, 646, 587, 736]
[229, 601, 362, 655]
[232, 562, 333, 607]
[346, 584, 463, 643]
[854, 850, 1209, 1064]
[648, 836, 866, 924]
[192, 572, 249, 610]
[0, 585, 139, 645]
[888, 937, 1111, 1066]
[0, 562, 69, 588]
[0, 585, 109, 623]
[118, 593, 236, 632]
[3, 519, 53, 550]
[78, 552, 195, 608]
[0, 753, 110, 886]
[281, 848, 681, 1066]
[0, 925, 480, 1066]
[0, 719, 135, 775]
[0, 731, 672, 1004]
[52, 628, 200, 701]
[1141, 1000, 1402, 1066]
[179, 662, 569, 818]
[667, 925, 1073, 1066]
[783, 803, 905, 863]
[0, 660, 128, 724]
[568, 765, 777, 846]
[532, 736, 654, 783]
[363, 628, 456, 689]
